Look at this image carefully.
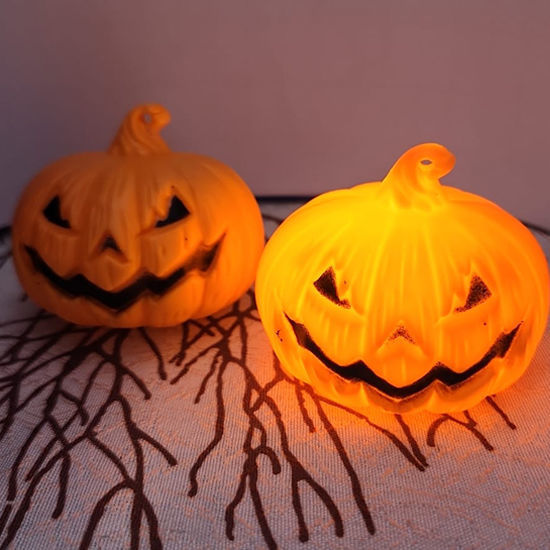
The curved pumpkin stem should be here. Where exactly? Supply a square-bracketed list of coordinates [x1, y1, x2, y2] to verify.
[108, 104, 172, 156]
[381, 143, 455, 208]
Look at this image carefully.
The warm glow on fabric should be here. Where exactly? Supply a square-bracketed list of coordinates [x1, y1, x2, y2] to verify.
[256, 143, 550, 414]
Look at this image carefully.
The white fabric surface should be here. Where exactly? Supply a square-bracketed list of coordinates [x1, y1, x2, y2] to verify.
[0, 207, 549, 550]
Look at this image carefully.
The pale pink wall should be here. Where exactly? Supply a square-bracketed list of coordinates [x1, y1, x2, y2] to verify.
[1, 0, 549, 226]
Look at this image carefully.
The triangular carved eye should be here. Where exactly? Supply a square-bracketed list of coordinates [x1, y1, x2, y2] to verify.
[455, 275, 491, 312]
[43, 196, 70, 228]
[314, 267, 350, 308]
[155, 196, 189, 228]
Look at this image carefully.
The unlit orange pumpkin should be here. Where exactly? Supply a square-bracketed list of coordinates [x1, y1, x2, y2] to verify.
[256, 143, 549, 414]
[12, 104, 264, 327]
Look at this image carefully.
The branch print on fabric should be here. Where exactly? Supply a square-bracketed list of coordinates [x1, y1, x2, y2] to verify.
[0, 316, 177, 550]
[0, 216, 539, 549]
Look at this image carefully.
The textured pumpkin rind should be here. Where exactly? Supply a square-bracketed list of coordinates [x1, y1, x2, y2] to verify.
[13, 138, 264, 327]
[256, 149, 549, 414]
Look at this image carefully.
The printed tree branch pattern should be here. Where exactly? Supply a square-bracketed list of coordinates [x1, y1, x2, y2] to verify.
[1, 209, 550, 549]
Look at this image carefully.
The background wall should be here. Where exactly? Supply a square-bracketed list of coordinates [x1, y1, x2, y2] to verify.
[1, 0, 549, 226]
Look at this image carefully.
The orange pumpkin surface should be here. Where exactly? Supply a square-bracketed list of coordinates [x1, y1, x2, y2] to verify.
[12, 104, 264, 327]
[256, 143, 549, 414]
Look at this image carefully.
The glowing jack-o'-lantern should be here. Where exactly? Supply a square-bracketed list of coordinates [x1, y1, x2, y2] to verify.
[256, 143, 549, 414]
[12, 104, 264, 327]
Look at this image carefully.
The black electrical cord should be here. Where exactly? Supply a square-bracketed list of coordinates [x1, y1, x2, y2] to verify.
[521, 220, 550, 238]
[257, 197, 550, 238]
[0, 226, 10, 242]
[1, 217, 548, 239]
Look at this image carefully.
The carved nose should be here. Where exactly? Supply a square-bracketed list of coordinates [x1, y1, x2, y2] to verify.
[387, 325, 415, 345]
[101, 235, 122, 254]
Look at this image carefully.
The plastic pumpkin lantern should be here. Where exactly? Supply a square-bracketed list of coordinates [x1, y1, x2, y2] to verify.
[12, 104, 264, 327]
[256, 143, 549, 414]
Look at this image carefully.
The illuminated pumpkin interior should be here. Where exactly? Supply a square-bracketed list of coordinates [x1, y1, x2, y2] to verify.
[256, 143, 549, 414]
[12, 104, 264, 327]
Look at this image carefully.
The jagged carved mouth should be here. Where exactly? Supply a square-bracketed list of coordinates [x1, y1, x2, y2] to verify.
[25, 236, 223, 312]
[285, 314, 521, 399]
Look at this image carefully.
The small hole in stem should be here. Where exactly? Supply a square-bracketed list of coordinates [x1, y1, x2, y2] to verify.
[143, 112, 152, 124]
[420, 159, 432, 166]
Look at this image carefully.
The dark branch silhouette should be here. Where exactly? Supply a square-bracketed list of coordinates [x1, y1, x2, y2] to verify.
[0, 318, 176, 550]
[0, 215, 522, 550]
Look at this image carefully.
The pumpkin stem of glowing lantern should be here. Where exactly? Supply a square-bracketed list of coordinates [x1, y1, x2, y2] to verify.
[107, 104, 172, 156]
[380, 143, 456, 209]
